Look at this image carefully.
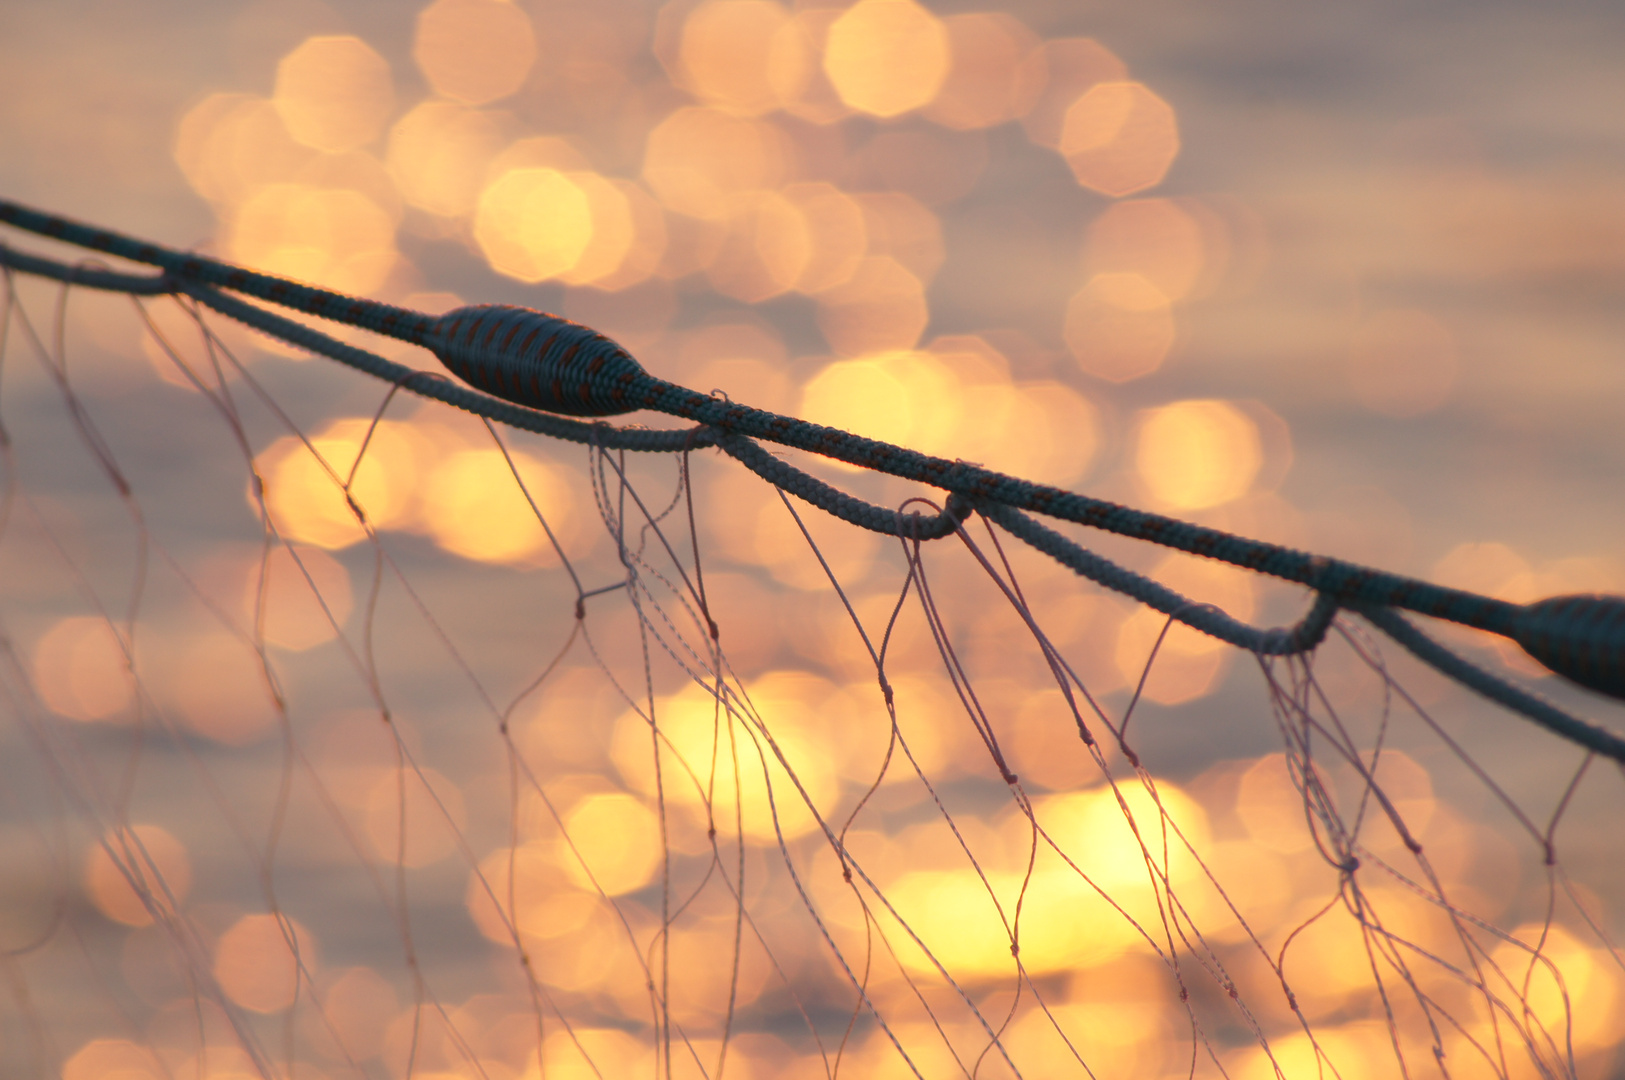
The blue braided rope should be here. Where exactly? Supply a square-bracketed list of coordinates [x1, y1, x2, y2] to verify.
[2, 199, 1622, 746]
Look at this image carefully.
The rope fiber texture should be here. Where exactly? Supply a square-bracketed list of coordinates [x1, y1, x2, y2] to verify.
[3, 197, 1623, 762]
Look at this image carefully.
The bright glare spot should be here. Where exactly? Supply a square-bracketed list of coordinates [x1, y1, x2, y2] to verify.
[679, 0, 796, 117]
[705, 191, 813, 302]
[560, 793, 662, 895]
[414, 0, 537, 106]
[1134, 399, 1262, 510]
[823, 0, 950, 118]
[1346, 308, 1460, 417]
[1059, 81, 1179, 197]
[364, 766, 468, 868]
[1490, 924, 1621, 1051]
[258, 418, 430, 550]
[83, 824, 192, 927]
[1064, 272, 1176, 382]
[214, 912, 319, 1014]
[421, 447, 577, 566]
[1114, 607, 1228, 705]
[273, 36, 395, 153]
[474, 167, 595, 283]
[799, 350, 961, 461]
[32, 617, 132, 722]
[610, 679, 840, 842]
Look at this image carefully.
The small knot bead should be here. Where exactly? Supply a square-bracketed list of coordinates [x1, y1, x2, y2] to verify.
[1512, 593, 1625, 701]
[430, 304, 649, 416]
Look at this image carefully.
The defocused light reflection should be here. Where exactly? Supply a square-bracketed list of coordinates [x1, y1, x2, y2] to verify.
[174, 94, 313, 207]
[642, 106, 792, 220]
[782, 181, 867, 293]
[83, 824, 192, 927]
[414, 0, 537, 106]
[1059, 81, 1179, 197]
[1084, 198, 1209, 301]
[386, 101, 505, 218]
[214, 912, 319, 1014]
[558, 792, 661, 895]
[1114, 550, 1257, 705]
[245, 544, 353, 651]
[611, 677, 840, 841]
[1020, 38, 1129, 150]
[704, 190, 812, 302]
[1064, 272, 1175, 382]
[924, 12, 1045, 130]
[823, 0, 950, 119]
[1134, 398, 1262, 509]
[273, 36, 395, 154]
[308, 967, 399, 1065]
[162, 631, 280, 746]
[61, 1040, 167, 1080]
[258, 418, 430, 550]
[1487, 924, 1623, 1052]
[1236, 752, 1315, 855]
[815, 256, 929, 354]
[364, 766, 468, 868]
[229, 183, 399, 297]
[421, 447, 579, 566]
[32, 616, 132, 723]
[1346, 307, 1460, 417]
[474, 167, 594, 283]
[678, 0, 796, 118]
[799, 349, 960, 459]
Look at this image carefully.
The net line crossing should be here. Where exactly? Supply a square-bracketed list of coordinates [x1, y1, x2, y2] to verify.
[2, 197, 1622, 764]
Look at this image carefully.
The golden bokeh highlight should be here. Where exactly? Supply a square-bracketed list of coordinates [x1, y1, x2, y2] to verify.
[924, 12, 1045, 130]
[1346, 307, 1460, 417]
[414, 0, 537, 106]
[556, 174, 640, 288]
[214, 912, 318, 1014]
[677, 0, 797, 117]
[704, 190, 813, 302]
[1064, 271, 1175, 382]
[823, 0, 950, 119]
[83, 824, 192, 928]
[611, 678, 840, 842]
[386, 101, 505, 218]
[815, 255, 929, 355]
[467, 841, 600, 946]
[474, 167, 594, 282]
[173, 94, 314, 207]
[421, 447, 578, 566]
[642, 106, 791, 220]
[310, 967, 399, 1065]
[364, 766, 468, 868]
[61, 1040, 167, 1080]
[799, 349, 961, 461]
[782, 181, 867, 293]
[258, 418, 430, 550]
[273, 36, 395, 153]
[1487, 923, 1622, 1052]
[559, 793, 662, 896]
[1059, 81, 1180, 197]
[244, 544, 353, 652]
[1020, 37, 1129, 150]
[1236, 752, 1314, 855]
[228, 183, 398, 297]
[163, 631, 281, 746]
[32, 616, 132, 723]
[1083, 198, 1209, 301]
[1135, 399, 1263, 510]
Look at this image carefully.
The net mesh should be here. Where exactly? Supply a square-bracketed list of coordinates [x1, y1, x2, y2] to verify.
[1, 257, 1623, 1080]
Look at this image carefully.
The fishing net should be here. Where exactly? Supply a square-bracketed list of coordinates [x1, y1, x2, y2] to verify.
[1, 212, 1623, 1080]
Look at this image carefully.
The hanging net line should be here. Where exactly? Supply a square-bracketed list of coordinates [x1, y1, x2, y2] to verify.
[2, 197, 1625, 1080]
